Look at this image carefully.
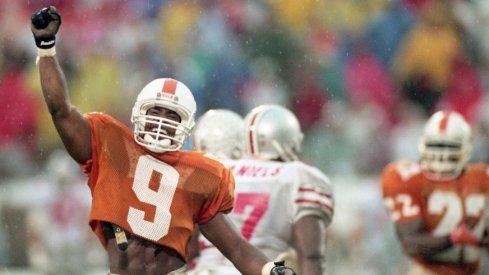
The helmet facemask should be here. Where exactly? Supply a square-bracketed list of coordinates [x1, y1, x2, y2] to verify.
[419, 140, 471, 181]
[271, 140, 300, 162]
[418, 111, 472, 181]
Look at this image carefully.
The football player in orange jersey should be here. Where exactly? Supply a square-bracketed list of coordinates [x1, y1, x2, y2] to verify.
[381, 110, 489, 275]
[31, 6, 296, 275]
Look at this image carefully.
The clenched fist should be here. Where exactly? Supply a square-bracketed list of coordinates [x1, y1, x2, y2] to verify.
[31, 6, 61, 49]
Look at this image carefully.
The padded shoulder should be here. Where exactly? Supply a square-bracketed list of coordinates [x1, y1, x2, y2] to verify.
[178, 151, 229, 177]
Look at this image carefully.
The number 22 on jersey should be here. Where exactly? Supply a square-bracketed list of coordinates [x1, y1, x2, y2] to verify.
[384, 191, 486, 236]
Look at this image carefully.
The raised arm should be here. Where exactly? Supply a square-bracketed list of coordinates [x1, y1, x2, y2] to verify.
[31, 6, 91, 163]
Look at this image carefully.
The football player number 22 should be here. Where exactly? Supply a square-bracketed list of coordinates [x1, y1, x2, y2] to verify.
[128, 155, 179, 241]
[385, 191, 486, 235]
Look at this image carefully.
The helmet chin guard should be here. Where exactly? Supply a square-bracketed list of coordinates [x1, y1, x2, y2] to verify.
[131, 78, 196, 153]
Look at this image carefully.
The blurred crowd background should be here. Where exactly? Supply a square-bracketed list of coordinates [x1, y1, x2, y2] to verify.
[1, 0, 489, 274]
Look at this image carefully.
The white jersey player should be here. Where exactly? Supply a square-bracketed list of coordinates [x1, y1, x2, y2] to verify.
[190, 106, 334, 275]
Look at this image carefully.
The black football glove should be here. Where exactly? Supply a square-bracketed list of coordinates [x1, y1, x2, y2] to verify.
[270, 261, 297, 275]
[31, 6, 62, 49]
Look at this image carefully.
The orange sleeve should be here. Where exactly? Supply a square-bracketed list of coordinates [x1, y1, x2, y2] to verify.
[381, 163, 404, 199]
[78, 113, 106, 189]
[79, 113, 119, 190]
[381, 162, 422, 223]
[197, 164, 235, 224]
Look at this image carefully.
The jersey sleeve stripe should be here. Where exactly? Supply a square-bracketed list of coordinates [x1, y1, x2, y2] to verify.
[296, 190, 333, 208]
[295, 199, 334, 214]
[298, 187, 332, 199]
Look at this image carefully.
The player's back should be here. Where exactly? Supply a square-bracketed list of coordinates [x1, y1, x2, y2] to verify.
[192, 158, 334, 274]
[229, 159, 333, 255]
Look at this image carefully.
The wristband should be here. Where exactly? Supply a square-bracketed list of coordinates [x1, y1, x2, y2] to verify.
[35, 36, 56, 49]
[262, 262, 275, 275]
[38, 47, 56, 57]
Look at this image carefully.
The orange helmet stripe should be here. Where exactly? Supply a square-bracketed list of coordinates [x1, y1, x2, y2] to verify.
[439, 111, 450, 133]
[162, 78, 178, 95]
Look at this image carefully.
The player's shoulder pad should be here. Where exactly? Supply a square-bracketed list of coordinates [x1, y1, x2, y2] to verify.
[84, 112, 130, 132]
[85, 112, 116, 124]
[466, 162, 489, 175]
[383, 159, 422, 181]
[179, 150, 229, 177]
[284, 161, 333, 191]
[287, 161, 331, 180]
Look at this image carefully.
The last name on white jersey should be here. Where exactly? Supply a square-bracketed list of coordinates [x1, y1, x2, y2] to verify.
[228, 159, 331, 182]
[226, 158, 334, 222]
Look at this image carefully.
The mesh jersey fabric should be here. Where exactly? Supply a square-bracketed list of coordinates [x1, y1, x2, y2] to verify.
[80, 113, 234, 259]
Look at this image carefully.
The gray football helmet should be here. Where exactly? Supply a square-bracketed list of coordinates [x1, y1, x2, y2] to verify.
[192, 109, 245, 160]
[418, 110, 472, 180]
[244, 104, 303, 161]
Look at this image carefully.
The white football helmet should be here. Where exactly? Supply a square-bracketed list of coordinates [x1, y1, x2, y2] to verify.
[192, 109, 245, 160]
[244, 104, 303, 161]
[131, 78, 196, 153]
[418, 110, 472, 180]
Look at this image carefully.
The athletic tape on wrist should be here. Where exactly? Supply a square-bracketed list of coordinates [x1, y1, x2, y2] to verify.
[261, 262, 275, 275]
[36, 47, 56, 64]
[38, 47, 56, 57]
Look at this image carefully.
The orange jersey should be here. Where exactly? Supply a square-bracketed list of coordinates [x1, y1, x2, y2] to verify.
[381, 160, 489, 275]
[80, 113, 234, 259]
